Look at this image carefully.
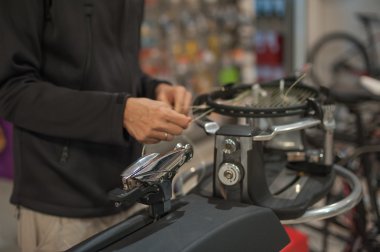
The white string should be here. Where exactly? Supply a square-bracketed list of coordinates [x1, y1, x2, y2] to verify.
[283, 73, 308, 98]
[192, 108, 215, 121]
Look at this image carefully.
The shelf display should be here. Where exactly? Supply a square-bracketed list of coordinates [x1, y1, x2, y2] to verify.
[140, 0, 291, 93]
[255, 0, 288, 81]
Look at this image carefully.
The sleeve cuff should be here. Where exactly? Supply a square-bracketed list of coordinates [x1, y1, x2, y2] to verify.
[110, 93, 132, 146]
[140, 74, 172, 99]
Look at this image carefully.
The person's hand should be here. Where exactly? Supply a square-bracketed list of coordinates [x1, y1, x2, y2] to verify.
[123, 97, 191, 144]
[155, 84, 192, 115]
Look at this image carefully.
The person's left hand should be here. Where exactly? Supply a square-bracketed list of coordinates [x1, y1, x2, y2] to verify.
[155, 83, 192, 115]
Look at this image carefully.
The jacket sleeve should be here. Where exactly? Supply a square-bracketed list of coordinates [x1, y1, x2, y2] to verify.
[139, 73, 172, 100]
[0, 0, 130, 146]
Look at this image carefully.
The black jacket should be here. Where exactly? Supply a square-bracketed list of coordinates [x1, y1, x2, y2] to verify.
[0, 0, 163, 217]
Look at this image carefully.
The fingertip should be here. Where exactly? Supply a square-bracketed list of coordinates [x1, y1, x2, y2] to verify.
[179, 106, 190, 116]
[185, 118, 192, 128]
[183, 115, 191, 125]
[167, 134, 175, 142]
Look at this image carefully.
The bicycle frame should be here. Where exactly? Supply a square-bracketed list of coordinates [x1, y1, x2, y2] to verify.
[308, 13, 380, 90]
[357, 13, 380, 75]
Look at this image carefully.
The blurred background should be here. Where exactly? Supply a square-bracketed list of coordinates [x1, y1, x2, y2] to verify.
[1, 0, 380, 251]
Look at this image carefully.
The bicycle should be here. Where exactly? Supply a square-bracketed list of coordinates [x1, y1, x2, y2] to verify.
[307, 12, 380, 91]
[305, 14, 380, 250]
[297, 88, 380, 251]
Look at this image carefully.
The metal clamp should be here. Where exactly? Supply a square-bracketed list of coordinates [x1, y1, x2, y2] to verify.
[253, 118, 321, 141]
[281, 165, 363, 224]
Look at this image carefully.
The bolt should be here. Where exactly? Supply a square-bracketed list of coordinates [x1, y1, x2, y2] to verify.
[224, 170, 233, 180]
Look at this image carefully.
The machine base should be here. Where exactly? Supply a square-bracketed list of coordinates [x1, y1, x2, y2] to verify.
[71, 194, 289, 252]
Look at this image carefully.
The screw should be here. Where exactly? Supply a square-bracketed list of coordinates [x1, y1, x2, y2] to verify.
[224, 170, 233, 180]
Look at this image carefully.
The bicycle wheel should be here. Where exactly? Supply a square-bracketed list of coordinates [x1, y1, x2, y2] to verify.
[308, 33, 370, 91]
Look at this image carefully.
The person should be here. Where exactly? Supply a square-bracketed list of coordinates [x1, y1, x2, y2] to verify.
[0, 0, 192, 251]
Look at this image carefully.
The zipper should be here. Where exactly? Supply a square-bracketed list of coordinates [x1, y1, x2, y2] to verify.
[44, 0, 53, 21]
[81, 2, 94, 89]
[60, 143, 70, 163]
[60, 2, 94, 163]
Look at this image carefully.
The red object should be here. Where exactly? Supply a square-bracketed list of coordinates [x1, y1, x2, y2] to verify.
[281, 226, 309, 252]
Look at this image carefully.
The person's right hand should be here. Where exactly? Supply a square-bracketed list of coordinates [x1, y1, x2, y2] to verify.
[123, 97, 192, 144]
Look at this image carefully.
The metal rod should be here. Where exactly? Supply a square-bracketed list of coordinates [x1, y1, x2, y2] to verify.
[281, 165, 362, 224]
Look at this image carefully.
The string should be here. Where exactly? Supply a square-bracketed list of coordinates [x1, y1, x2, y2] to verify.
[140, 74, 313, 156]
[191, 105, 211, 114]
[211, 74, 309, 109]
[190, 105, 209, 109]
[283, 72, 307, 98]
[191, 108, 215, 121]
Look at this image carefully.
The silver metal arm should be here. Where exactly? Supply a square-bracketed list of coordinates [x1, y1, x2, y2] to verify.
[281, 165, 363, 224]
[194, 119, 220, 135]
[253, 118, 321, 141]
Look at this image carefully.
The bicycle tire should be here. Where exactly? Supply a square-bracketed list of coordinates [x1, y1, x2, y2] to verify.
[307, 33, 371, 90]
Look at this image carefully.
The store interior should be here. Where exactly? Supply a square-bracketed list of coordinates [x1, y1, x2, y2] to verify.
[1, 0, 380, 251]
